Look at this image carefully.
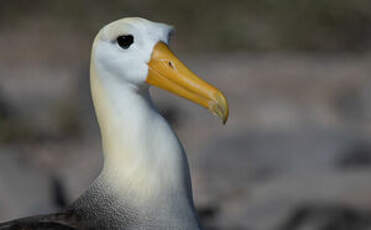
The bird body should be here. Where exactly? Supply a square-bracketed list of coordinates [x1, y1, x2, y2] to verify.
[0, 17, 228, 230]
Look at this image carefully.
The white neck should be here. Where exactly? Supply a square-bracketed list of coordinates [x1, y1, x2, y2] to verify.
[88, 60, 200, 229]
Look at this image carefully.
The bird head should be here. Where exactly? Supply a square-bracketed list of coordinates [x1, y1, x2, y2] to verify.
[92, 17, 229, 124]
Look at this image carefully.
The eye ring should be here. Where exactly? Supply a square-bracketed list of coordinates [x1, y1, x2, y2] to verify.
[116, 35, 134, 49]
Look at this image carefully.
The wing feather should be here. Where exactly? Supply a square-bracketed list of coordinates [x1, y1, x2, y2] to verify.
[0, 211, 80, 230]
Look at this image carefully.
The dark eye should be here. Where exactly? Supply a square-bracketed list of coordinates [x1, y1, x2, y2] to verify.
[116, 35, 134, 49]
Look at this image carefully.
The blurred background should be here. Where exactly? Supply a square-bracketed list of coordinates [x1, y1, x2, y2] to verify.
[1, 0, 371, 229]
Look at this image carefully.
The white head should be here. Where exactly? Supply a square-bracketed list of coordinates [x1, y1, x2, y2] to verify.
[91, 17, 228, 123]
[92, 18, 173, 88]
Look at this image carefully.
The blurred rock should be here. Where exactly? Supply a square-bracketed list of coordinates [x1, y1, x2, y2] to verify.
[51, 175, 68, 209]
[336, 143, 371, 170]
[333, 82, 371, 125]
[279, 203, 371, 230]
[0, 90, 13, 120]
[197, 204, 221, 230]
[0, 148, 57, 221]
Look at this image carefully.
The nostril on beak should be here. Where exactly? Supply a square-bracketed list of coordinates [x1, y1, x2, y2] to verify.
[168, 61, 174, 69]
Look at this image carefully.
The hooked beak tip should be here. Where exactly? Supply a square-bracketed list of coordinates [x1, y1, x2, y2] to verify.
[209, 92, 229, 125]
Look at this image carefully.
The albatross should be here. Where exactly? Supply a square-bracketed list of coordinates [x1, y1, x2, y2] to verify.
[0, 17, 229, 230]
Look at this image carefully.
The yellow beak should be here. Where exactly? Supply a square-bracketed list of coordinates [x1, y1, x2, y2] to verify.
[146, 42, 229, 124]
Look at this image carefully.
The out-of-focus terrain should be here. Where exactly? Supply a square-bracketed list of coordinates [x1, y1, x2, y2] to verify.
[1, 1, 371, 230]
